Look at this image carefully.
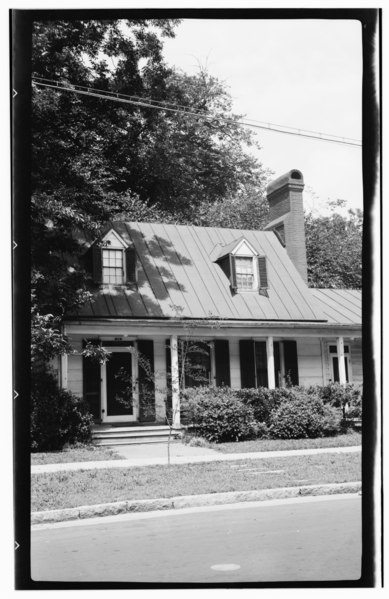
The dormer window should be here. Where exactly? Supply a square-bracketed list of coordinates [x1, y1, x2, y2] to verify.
[102, 249, 124, 284]
[91, 228, 137, 286]
[215, 237, 268, 294]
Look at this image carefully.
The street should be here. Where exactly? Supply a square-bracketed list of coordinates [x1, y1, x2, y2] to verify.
[31, 495, 361, 583]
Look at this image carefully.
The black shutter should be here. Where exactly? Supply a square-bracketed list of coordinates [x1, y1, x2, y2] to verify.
[125, 246, 137, 283]
[257, 256, 268, 289]
[229, 254, 237, 290]
[214, 340, 231, 387]
[239, 340, 256, 388]
[82, 356, 101, 421]
[137, 340, 155, 422]
[92, 244, 102, 284]
[284, 340, 299, 386]
[255, 341, 268, 387]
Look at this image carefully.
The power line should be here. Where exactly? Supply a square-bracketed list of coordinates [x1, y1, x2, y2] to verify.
[32, 77, 362, 148]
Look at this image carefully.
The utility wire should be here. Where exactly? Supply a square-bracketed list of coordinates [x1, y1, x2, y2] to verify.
[32, 77, 362, 148]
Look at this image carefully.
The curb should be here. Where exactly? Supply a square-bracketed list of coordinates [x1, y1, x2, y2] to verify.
[31, 481, 361, 525]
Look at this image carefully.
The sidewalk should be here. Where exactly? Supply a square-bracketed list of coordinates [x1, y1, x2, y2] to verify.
[31, 443, 361, 475]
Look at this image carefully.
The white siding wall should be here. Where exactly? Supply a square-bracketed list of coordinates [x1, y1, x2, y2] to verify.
[67, 354, 83, 397]
[229, 338, 241, 389]
[153, 338, 167, 422]
[349, 339, 363, 384]
[296, 338, 325, 386]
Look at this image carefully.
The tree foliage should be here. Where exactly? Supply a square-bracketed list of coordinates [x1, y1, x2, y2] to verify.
[305, 202, 362, 289]
[31, 18, 269, 367]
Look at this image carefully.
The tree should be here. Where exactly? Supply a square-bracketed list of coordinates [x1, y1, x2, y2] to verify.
[305, 202, 362, 289]
[31, 19, 180, 361]
[31, 18, 269, 366]
[192, 184, 269, 230]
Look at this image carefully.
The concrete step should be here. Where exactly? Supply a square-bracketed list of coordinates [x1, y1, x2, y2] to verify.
[94, 435, 177, 446]
[92, 425, 180, 446]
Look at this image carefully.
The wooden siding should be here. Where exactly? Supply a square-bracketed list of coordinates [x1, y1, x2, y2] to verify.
[296, 338, 325, 386]
[350, 339, 363, 384]
[76, 222, 329, 322]
[67, 354, 83, 397]
[153, 338, 168, 422]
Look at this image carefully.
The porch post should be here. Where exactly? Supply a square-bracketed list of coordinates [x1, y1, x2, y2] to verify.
[60, 353, 68, 389]
[209, 341, 216, 386]
[266, 336, 276, 389]
[170, 335, 180, 428]
[320, 339, 327, 385]
[336, 336, 347, 384]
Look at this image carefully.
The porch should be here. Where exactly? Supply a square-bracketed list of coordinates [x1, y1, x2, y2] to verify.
[61, 321, 362, 430]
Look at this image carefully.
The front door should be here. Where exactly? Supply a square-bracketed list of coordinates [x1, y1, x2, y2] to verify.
[102, 351, 138, 422]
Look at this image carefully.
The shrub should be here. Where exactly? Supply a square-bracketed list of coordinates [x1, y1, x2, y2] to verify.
[307, 382, 363, 419]
[237, 387, 279, 425]
[268, 389, 342, 439]
[31, 367, 94, 452]
[181, 386, 258, 443]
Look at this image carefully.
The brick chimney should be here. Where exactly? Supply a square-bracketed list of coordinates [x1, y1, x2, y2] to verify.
[264, 169, 308, 282]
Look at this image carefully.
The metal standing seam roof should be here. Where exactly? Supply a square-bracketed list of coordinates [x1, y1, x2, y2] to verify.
[310, 289, 361, 325]
[74, 222, 359, 325]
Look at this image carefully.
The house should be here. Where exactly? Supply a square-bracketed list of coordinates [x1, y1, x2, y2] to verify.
[59, 169, 362, 440]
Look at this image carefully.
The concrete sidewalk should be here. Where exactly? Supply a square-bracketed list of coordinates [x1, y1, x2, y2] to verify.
[31, 444, 361, 475]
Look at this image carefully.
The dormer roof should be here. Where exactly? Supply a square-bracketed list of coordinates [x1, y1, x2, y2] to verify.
[215, 236, 259, 260]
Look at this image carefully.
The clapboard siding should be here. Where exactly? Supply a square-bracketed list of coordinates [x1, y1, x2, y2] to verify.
[228, 338, 241, 389]
[350, 339, 363, 383]
[67, 354, 83, 397]
[296, 338, 324, 385]
[153, 338, 168, 422]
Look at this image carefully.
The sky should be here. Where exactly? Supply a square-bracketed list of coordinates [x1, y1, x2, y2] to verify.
[162, 18, 364, 216]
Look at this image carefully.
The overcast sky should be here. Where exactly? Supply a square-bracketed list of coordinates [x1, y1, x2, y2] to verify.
[162, 18, 363, 216]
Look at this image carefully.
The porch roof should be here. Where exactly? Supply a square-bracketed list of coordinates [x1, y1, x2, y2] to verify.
[73, 222, 359, 326]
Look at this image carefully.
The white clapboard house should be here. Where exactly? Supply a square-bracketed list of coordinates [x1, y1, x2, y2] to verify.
[58, 170, 362, 444]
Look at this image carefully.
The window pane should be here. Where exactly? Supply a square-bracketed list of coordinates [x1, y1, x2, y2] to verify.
[235, 257, 253, 290]
[102, 249, 123, 284]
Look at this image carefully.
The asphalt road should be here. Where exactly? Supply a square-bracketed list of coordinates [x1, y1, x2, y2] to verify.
[31, 495, 361, 584]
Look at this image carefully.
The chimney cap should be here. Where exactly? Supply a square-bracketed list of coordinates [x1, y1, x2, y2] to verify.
[267, 169, 304, 197]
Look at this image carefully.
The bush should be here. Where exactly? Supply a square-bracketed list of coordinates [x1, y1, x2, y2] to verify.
[237, 387, 282, 425]
[31, 367, 94, 452]
[181, 386, 258, 443]
[307, 382, 363, 419]
[268, 389, 342, 439]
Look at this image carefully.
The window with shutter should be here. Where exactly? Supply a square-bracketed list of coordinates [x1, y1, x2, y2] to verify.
[216, 238, 269, 293]
[91, 230, 137, 286]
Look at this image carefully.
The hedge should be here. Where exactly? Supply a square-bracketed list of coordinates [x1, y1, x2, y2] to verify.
[181, 383, 361, 442]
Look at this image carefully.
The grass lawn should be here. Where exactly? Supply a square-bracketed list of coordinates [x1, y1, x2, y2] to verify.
[31, 444, 122, 465]
[31, 451, 361, 512]
[212, 432, 361, 454]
